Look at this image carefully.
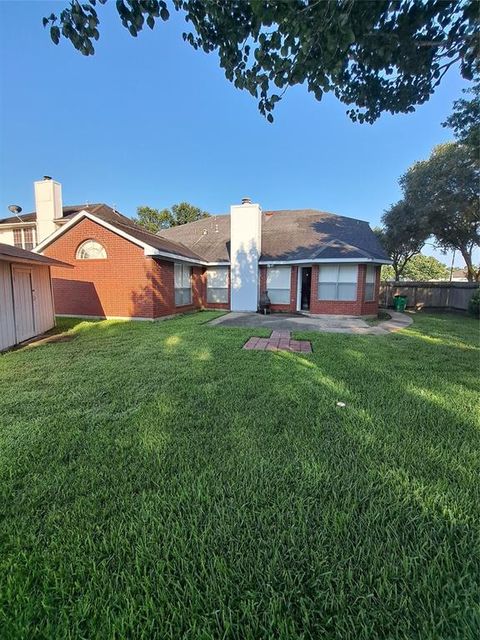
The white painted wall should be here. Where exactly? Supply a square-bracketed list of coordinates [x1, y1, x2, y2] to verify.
[0, 261, 55, 351]
[230, 201, 262, 311]
[0, 228, 15, 246]
[34, 178, 63, 244]
[32, 265, 55, 335]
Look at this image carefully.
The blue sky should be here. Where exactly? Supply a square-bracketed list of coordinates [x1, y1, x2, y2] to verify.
[0, 1, 473, 266]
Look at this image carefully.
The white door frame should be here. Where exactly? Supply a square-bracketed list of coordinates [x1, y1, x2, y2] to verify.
[296, 266, 302, 311]
[12, 265, 36, 343]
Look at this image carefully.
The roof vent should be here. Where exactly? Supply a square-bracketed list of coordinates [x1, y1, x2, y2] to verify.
[43, 175, 52, 181]
[241, 197, 252, 205]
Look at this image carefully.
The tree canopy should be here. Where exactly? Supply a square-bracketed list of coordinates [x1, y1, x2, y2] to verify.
[374, 201, 428, 281]
[135, 202, 209, 233]
[381, 254, 449, 281]
[43, 0, 478, 122]
[443, 76, 480, 150]
[400, 142, 480, 281]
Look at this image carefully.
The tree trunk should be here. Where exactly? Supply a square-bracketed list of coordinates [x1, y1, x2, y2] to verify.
[460, 248, 478, 282]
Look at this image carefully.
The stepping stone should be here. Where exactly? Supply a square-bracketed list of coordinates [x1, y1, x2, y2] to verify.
[243, 331, 312, 354]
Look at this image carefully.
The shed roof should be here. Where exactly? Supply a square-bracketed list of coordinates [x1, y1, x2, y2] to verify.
[0, 243, 72, 268]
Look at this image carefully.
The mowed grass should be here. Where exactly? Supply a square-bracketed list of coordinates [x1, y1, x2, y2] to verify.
[0, 311, 479, 639]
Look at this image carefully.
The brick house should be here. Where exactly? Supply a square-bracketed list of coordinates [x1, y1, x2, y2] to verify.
[0, 178, 391, 319]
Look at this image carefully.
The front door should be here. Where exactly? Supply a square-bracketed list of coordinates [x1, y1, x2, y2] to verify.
[300, 267, 312, 311]
[12, 266, 36, 343]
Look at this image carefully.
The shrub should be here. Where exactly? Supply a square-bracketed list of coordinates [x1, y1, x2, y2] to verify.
[468, 288, 480, 318]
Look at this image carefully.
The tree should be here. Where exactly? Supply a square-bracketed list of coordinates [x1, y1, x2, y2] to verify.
[170, 202, 210, 227]
[374, 200, 428, 281]
[443, 77, 480, 150]
[43, 0, 478, 123]
[134, 202, 209, 233]
[135, 206, 173, 233]
[381, 254, 449, 281]
[400, 143, 480, 281]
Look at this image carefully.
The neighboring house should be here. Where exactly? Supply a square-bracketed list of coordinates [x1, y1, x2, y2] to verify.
[0, 178, 391, 319]
[0, 243, 71, 351]
[450, 268, 468, 282]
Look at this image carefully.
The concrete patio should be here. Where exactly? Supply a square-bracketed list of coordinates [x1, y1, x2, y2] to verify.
[209, 311, 413, 335]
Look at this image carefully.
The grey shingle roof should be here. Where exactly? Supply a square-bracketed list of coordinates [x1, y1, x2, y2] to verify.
[2, 205, 389, 264]
[0, 204, 204, 262]
[158, 209, 390, 263]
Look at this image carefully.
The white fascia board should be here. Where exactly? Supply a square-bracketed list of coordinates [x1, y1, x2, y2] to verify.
[146, 248, 205, 265]
[146, 248, 230, 267]
[259, 257, 393, 265]
[0, 221, 36, 229]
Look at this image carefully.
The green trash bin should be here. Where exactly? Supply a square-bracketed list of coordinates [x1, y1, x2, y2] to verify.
[393, 295, 407, 312]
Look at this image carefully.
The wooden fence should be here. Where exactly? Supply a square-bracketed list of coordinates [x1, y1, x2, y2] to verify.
[379, 281, 478, 312]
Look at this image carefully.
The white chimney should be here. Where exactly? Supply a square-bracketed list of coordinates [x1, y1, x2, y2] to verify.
[34, 176, 63, 243]
[230, 197, 262, 311]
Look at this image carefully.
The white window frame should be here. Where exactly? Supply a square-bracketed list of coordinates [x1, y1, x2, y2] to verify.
[365, 265, 376, 301]
[206, 267, 228, 304]
[174, 263, 192, 306]
[76, 240, 107, 260]
[318, 264, 358, 301]
[266, 266, 291, 304]
[13, 228, 36, 251]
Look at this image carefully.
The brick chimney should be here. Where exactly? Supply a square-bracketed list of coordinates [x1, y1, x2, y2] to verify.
[34, 176, 63, 243]
[230, 197, 262, 311]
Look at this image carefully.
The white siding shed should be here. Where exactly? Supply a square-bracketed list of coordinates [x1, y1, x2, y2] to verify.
[0, 243, 71, 351]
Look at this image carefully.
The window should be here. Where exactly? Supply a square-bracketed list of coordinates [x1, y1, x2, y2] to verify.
[13, 228, 36, 250]
[174, 263, 192, 306]
[267, 266, 291, 304]
[76, 240, 107, 260]
[13, 229, 22, 248]
[206, 267, 228, 303]
[318, 264, 358, 301]
[23, 228, 34, 251]
[365, 265, 376, 301]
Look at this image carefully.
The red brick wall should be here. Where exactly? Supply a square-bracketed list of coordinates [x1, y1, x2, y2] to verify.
[150, 261, 204, 317]
[43, 218, 204, 319]
[258, 264, 380, 316]
[260, 265, 298, 312]
[310, 264, 380, 315]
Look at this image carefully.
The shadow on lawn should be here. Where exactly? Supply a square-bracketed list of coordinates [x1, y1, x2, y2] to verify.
[1, 312, 478, 638]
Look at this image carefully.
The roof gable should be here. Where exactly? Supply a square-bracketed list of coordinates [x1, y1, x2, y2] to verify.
[34, 210, 206, 263]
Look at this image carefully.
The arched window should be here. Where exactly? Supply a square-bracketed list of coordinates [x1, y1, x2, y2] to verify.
[76, 240, 107, 260]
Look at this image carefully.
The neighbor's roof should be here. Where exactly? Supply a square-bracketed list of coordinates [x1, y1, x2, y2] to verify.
[0, 243, 72, 268]
[0, 204, 204, 263]
[158, 209, 390, 263]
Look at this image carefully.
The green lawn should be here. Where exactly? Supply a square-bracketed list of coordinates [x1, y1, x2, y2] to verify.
[0, 312, 479, 639]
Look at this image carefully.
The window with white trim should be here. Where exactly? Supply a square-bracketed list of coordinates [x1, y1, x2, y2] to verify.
[174, 263, 192, 306]
[13, 228, 36, 250]
[206, 266, 228, 303]
[76, 240, 107, 260]
[266, 266, 291, 304]
[318, 264, 358, 301]
[365, 265, 376, 301]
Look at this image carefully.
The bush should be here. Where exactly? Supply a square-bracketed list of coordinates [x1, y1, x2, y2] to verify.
[468, 289, 480, 318]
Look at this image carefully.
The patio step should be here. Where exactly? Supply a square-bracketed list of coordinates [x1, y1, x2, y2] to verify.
[243, 331, 312, 353]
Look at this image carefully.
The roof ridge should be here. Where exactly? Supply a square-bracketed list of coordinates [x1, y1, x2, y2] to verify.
[110, 218, 205, 260]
